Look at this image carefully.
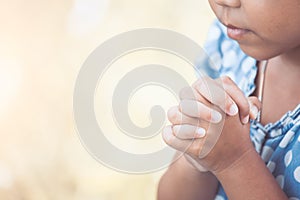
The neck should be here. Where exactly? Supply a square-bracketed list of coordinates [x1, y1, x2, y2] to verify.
[269, 46, 300, 79]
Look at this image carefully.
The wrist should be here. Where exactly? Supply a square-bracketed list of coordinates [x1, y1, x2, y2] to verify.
[213, 147, 259, 180]
[184, 154, 209, 173]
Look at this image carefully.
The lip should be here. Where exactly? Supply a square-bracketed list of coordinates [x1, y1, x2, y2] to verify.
[226, 24, 250, 40]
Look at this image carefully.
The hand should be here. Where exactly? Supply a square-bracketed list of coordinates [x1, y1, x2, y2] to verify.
[163, 76, 261, 173]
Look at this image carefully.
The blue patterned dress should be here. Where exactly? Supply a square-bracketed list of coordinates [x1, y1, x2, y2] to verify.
[200, 20, 300, 200]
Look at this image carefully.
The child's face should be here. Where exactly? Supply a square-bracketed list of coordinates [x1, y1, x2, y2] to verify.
[208, 0, 300, 60]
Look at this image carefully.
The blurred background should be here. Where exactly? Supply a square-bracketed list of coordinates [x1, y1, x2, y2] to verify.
[0, 0, 214, 199]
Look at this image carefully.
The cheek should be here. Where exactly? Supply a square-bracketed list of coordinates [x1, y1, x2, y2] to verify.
[208, 0, 228, 22]
[239, 31, 300, 61]
[246, 1, 300, 58]
[239, 16, 300, 60]
[208, 0, 218, 17]
[268, 27, 300, 58]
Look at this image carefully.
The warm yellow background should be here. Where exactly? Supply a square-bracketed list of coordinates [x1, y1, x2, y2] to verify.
[0, 0, 214, 199]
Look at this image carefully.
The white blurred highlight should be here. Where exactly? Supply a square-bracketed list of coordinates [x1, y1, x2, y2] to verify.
[0, 59, 22, 118]
[67, 0, 110, 36]
[0, 164, 13, 189]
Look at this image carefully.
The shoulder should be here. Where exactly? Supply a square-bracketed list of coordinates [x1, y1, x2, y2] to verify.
[200, 19, 258, 96]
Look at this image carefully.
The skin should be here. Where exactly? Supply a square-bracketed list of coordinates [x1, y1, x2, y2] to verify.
[209, 0, 300, 61]
[158, 0, 300, 199]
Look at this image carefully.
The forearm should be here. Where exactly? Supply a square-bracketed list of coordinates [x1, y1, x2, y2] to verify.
[215, 148, 288, 200]
[157, 153, 218, 200]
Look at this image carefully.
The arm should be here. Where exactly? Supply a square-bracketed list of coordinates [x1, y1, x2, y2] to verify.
[161, 76, 287, 199]
[157, 152, 218, 200]
[215, 148, 288, 200]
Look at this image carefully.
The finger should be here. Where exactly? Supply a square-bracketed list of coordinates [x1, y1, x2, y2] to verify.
[247, 96, 262, 120]
[220, 76, 250, 124]
[179, 86, 212, 110]
[162, 126, 204, 156]
[162, 125, 193, 152]
[192, 76, 239, 117]
[172, 124, 206, 139]
[167, 106, 200, 126]
[178, 100, 223, 124]
[179, 86, 202, 100]
[179, 86, 221, 123]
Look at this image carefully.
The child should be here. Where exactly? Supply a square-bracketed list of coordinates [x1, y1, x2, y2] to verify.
[158, 0, 300, 199]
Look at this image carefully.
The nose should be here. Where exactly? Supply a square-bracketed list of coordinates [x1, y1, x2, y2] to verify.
[214, 0, 241, 8]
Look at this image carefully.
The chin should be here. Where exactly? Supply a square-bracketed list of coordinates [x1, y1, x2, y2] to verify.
[239, 44, 281, 61]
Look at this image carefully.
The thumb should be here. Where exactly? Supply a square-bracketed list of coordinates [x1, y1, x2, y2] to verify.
[247, 96, 262, 120]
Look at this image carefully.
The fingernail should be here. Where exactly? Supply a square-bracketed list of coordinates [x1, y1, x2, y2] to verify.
[242, 115, 249, 124]
[251, 105, 259, 119]
[196, 128, 206, 138]
[211, 111, 222, 123]
[229, 104, 239, 116]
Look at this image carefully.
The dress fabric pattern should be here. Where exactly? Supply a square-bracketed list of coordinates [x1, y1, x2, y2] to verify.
[200, 20, 300, 200]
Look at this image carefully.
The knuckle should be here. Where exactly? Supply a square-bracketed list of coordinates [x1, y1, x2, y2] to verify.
[242, 101, 250, 113]
[225, 94, 232, 104]
[163, 128, 174, 145]
[231, 85, 241, 93]
[167, 107, 180, 124]
[163, 136, 172, 145]
[199, 106, 213, 122]
[179, 87, 188, 99]
[193, 77, 207, 91]
[178, 100, 184, 111]
[221, 75, 233, 84]
[235, 97, 249, 115]
[188, 143, 201, 157]
[212, 93, 226, 109]
[207, 111, 215, 122]
[172, 126, 179, 137]
[248, 96, 262, 109]
[179, 87, 193, 99]
[164, 136, 172, 145]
